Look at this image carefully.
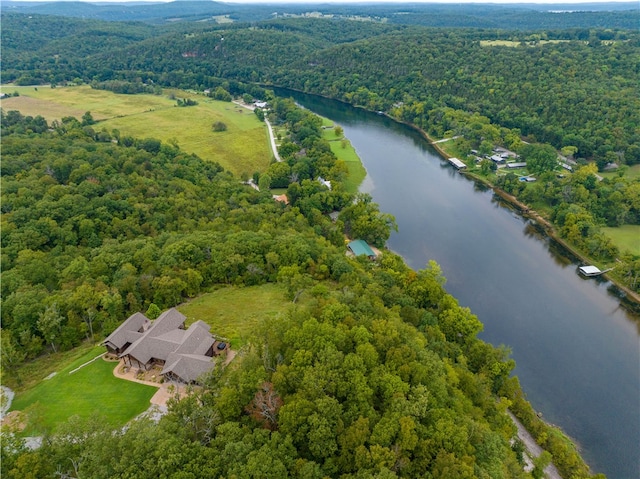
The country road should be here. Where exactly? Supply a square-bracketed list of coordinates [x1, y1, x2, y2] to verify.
[508, 411, 563, 479]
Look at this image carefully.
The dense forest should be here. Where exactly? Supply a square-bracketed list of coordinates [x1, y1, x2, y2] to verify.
[3, 12, 638, 292]
[0, 98, 359, 364]
[1, 109, 601, 478]
[1, 7, 638, 477]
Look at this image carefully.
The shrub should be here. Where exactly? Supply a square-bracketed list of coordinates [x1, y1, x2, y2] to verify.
[212, 121, 227, 132]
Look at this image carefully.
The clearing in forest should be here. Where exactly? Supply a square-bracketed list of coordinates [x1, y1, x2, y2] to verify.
[602, 225, 640, 256]
[1, 85, 271, 176]
[321, 119, 366, 194]
[178, 283, 289, 349]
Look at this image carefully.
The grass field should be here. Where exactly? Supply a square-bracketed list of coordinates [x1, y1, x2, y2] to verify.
[321, 120, 367, 193]
[480, 39, 573, 47]
[9, 346, 157, 434]
[602, 225, 640, 256]
[0, 85, 271, 176]
[601, 164, 640, 180]
[178, 284, 289, 349]
[2, 342, 97, 392]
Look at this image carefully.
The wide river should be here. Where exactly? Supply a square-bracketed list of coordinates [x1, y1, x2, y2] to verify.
[279, 89, 640, 479]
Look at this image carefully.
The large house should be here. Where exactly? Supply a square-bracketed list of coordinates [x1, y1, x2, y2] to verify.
[103, 308, 227, 383]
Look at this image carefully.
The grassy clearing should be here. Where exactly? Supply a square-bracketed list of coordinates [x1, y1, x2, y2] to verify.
[178, 283, 289, 349]
[321, 121, 367, 194]
[9, 346, 157, 434]
[601, 164, 640, 180]
[438, 137, 471, 161]
[103, 99, 271, 176]
[0, 85, 272, 176]
[2, 341, 97, 392]
[1, 85, 171, 120]
[602, 225, 640, 256]
[480, 39, 573, 47]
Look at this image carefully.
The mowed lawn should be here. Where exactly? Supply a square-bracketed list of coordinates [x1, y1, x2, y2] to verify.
[602, 225, 640, 255]
[9, 346, 157, 434]
[178, 284, 289, 349]
[321, 120, 367, 194]
[0, 85, 272, 176]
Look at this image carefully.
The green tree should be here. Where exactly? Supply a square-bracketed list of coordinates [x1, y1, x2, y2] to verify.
[521, 143, 559, 176]
[0, 331, 27, 385]
[36, 304, 63, 353]
[212, 121, 227, 132]
[339, 193, 397, 248]
[146, 303, 161, 319]
[81, 111, 94, 126]
[258, 173, 272, 191]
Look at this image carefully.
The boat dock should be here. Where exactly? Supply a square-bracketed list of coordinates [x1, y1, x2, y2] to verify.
[447, 157, 466, 170]
[578, 265, 614, 277]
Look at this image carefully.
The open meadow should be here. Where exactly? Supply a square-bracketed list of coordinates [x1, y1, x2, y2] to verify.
[0, 85, 272, 176]
[178, 283, 289, 349]
[602, 225, 640, 256]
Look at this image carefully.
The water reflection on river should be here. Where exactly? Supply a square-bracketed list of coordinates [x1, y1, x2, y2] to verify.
[278, 89, 640, 479]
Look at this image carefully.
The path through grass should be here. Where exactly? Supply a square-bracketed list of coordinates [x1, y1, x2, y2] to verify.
[9, 346, 157, 434]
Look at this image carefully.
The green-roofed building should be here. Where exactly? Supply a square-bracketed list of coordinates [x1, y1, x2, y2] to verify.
[347, 239, 376, 259]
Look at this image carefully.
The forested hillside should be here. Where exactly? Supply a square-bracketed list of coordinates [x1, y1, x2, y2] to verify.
[0, 117, 584, 479]
[2, 1, 638, 28]
[0, 100, 356, 366]
[1, 100, 602, 479]
[3, 15, 638, 166]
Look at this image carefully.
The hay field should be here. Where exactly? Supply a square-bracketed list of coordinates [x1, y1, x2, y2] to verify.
[0, 85, 271, 175]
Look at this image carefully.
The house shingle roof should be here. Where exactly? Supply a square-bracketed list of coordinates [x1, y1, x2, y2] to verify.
[112, 308, 217, 383]
[161, 353, 215, 383]
[102, 312, 149, 351]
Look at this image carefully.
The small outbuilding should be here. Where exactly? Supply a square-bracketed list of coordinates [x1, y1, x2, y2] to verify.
[347, 239, 376, 259]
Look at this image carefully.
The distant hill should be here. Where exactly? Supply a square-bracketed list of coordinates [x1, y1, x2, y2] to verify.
[1, 1, 638, 28]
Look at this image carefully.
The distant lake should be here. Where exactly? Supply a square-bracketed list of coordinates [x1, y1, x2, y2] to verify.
[278, 88, 640, 479]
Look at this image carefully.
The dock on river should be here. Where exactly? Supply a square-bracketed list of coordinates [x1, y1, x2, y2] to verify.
[447, 157, 467, 169]
[578, 265, 613, 277]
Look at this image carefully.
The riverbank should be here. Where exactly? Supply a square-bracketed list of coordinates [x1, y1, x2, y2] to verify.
[398, 113, 640, 310]
[271, 87, 638, 478]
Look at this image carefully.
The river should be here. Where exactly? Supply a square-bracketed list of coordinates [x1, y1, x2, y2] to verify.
[278, 89, 640, 479]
